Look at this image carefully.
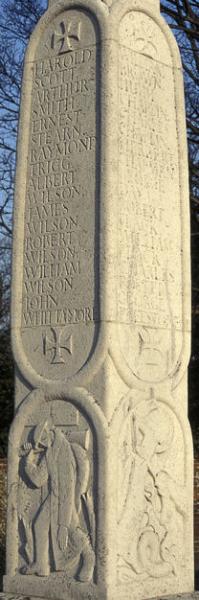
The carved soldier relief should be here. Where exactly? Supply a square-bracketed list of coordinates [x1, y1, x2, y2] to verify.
[17, 400, 95, 582]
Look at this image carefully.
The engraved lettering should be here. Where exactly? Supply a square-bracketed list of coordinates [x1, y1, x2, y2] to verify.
[20, 9, 99, 379]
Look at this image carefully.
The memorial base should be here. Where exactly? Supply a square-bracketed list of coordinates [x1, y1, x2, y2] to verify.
[3, 576, 195, 600]
[3, 575, 101, 600]
[0, 591, 198, 600]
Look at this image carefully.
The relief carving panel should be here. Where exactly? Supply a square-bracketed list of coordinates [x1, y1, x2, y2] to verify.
[117, 12, 185, 383]
[17, 399, 95, 582]
[115, 391, 186, 583]
[20, 9, 100, 380]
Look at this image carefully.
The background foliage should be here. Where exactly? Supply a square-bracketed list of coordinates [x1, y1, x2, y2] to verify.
[0, 0, 198, 455]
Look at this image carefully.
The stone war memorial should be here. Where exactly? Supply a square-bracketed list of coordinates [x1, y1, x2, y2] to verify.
[1, 0, 195, 597]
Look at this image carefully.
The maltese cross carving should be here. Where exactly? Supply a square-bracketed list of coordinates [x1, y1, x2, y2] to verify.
[51, 19, 81, 54]
[43, 327, 73, 364]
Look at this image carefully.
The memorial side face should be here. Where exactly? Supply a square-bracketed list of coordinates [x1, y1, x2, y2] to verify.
[117, 12, 183, 384]
[21, 9, 100, 380]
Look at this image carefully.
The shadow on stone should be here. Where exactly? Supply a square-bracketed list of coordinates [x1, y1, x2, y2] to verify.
[0, 543, 5, 592]
[195, 570, 199, 591]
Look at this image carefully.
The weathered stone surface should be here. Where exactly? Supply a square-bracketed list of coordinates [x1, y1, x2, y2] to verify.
[4, 0, 193, 598]
[13, 7, 100, 383]
[118, 13, 186, 381]
[1, 595, 199, 600]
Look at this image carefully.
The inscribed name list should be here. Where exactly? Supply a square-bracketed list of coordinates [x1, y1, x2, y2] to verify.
[117, 13, 183, 382]
[21, 9, 100, 379]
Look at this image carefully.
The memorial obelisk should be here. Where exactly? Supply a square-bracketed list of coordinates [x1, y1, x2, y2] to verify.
[4, 0, 193, 598]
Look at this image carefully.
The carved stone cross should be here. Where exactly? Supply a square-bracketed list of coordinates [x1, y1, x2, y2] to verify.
[43, 327, 73, 364]
[51, 19, 81, 54]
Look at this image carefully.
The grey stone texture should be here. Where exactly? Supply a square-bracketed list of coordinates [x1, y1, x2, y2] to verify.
[4, 0, 193, 598]
[1, 595, 199, 600]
